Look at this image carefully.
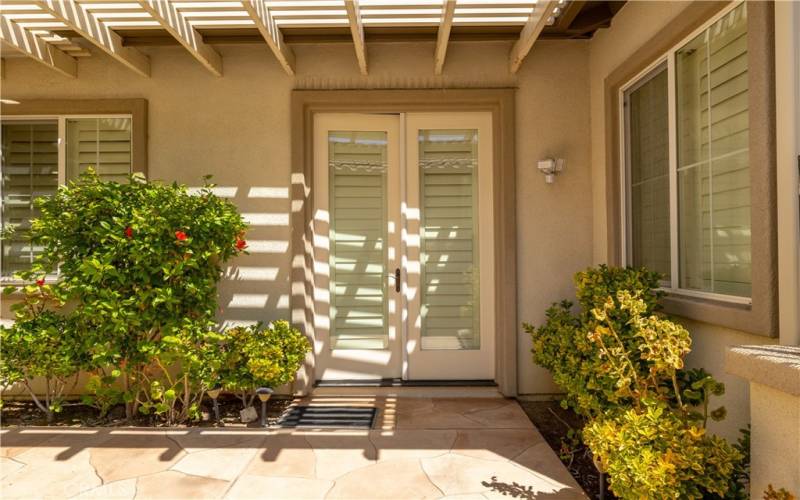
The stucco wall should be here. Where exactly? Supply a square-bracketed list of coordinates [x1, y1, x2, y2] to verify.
[0, 39, 593, 395]
[588, 1, 776, 441]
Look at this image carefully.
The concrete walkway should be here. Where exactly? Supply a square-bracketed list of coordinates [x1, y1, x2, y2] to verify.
[0, 396, 585, 499]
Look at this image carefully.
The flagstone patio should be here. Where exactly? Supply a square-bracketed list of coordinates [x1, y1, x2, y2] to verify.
[0, 396, 585, 499]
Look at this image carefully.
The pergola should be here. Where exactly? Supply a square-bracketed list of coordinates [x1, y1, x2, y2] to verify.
[0, 0, 622, 78]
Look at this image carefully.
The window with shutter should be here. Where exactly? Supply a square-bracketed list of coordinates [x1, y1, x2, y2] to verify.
[0, 121, 59, 277]
[677, 2, 750, 297]
[624, 65, 671, 283]
[0, 115, 133, 280]
[621, 1, 751, 302]
[66, 118, 132, 183]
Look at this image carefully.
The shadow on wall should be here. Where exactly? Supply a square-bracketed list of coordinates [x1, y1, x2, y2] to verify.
[187, 185, 292, 328]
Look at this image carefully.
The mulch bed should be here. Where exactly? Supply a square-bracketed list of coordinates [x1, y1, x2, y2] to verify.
[0, 395, 294, 428]
[518, 400, 615, 500]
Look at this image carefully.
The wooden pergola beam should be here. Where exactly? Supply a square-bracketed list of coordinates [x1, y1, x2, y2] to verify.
[509, 0, 557, 73]
[136, 0, 222, 76]
[434, 0, 456, 75]
[344, 0, 367, 75]
[34, 0, 150, 77]
[554, 0, 585, 31]
[241, 0, 295, 76]
[0, 16, 76, 78]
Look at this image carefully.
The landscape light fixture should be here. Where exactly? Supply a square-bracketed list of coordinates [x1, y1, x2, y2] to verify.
[207, 385, 222, 425]
[256, 387, 274, 427]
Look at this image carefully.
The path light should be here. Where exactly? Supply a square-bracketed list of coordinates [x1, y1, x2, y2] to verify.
[256, 387, 274, 427]
[207, 385, 222, 425]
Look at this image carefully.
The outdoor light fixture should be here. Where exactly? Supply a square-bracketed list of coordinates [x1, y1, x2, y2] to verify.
[537, 158, 565, 184]
[256, 387, 274, 427]
[207, 385, 222, 425]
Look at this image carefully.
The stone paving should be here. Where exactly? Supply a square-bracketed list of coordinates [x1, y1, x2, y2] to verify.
[0, 396, 586, 499]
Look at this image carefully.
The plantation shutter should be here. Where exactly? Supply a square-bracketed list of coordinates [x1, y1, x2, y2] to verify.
[419, 129, 480, 350]
[329, 131, 389, 350]
[625, 66, 671, 282]
[1, 116, 133, 279]
[0, 121, 59, 277]
[66, 117, 132, 183]
[677, 2, 750, 297]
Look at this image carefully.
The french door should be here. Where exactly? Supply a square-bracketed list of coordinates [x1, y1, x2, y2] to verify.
[313, 112, 495, 381]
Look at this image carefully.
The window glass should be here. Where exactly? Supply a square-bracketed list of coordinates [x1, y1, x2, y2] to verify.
[1, 121, 59, 277]
[625, 66, 671, 281]
[66, 117, 132, 183]
[676, 2, 750, 297]
[0, 116, 133, 279]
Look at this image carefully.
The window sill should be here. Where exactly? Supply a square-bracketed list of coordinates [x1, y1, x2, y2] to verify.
[661, 290, 775, 338]
[661, 287, 752, 307]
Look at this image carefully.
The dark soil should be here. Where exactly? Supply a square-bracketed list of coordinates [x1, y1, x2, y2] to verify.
[518, 400, 615, 500]
[0, 395, 294, 428]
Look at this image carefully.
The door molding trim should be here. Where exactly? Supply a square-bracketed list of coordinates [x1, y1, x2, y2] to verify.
[291, 89, 517, 396]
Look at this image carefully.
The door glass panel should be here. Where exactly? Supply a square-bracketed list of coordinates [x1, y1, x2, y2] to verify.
[1, 120, 59, 278]
[419, 129, 479, 350]
[329, 131, 388, 349]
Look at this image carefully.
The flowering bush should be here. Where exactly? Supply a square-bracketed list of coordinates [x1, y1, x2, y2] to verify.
[6, 170, 247, 423]
[525, 265, 744, 499]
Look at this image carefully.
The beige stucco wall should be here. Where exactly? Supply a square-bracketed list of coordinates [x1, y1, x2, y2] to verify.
[0, 39, 593, 395]
[588, 1, 777, 441]
[749, 382, 800, 497]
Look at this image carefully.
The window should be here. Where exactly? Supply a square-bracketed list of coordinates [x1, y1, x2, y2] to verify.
[1, 115, 133, 279]
[621, 2, 750, 303]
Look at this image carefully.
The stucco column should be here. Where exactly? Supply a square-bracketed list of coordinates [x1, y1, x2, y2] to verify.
[726, 346, 800, 498]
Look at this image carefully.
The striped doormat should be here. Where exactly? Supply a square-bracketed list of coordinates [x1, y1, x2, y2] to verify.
[276, 406, 377, 429]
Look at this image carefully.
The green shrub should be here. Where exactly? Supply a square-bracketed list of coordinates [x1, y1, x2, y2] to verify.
[526, 265, 743, 499]
[216, 321, 310, 408]
[13, 170, 247, 423]
[583, 402, 741, 499]
[0, 282, 89, 422]
[524, 265, 665, 417]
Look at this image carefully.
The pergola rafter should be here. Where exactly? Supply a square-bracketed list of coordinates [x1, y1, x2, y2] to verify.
[509, 0, 558, 73]
[34, 0, 150, 77]
[434, 0, 457, 76]
[0, 0, 600, 78]
[241, 0, 295, 76]
[0, 15, 76, 78]
[344, 0, 368, 76]
[136, 0, 222, 77]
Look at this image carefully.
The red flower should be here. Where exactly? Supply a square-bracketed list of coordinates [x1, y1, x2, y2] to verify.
[125, 226, 133, 239]
[36, 278, 45, 286]
[175, 230, 188, 241]
[235, 239, 247, 250]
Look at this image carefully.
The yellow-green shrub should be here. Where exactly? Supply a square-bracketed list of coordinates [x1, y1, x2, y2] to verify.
[526, 265, 745, 499]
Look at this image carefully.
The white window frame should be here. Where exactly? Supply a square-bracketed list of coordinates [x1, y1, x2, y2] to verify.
[618, 1, 752, 306]
[0, 113, 134, 283]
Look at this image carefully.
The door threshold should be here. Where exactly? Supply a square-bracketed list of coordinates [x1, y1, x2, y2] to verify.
[314, 379, 497, 388]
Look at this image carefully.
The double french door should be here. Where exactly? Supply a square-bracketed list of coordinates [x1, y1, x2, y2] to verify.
[313, 112, 495, 381]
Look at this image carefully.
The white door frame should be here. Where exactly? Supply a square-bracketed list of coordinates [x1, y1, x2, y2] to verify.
[312, 113, 403, 379]
[404, 112, 496, 380]
[312, 112, 495, 381]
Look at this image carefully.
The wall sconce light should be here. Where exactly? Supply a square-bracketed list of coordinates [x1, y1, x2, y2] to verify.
[537, 158, 565, 184]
